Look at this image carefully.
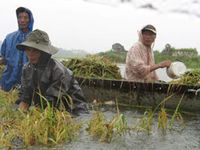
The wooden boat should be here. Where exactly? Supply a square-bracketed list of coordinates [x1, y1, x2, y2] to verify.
[76, 77, 200, 112]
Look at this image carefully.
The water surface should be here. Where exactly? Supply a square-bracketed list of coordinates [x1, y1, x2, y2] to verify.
[30, 108, 200, 150]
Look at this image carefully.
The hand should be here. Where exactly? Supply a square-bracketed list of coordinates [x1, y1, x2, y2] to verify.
[158, 60, 171, 68]
[0, 57, 5, 65]
[19, 101, 29, 111]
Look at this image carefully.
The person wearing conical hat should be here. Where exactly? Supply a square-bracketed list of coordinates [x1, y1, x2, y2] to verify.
[125, 24, 171, 82]
[16, 29, 88, 115]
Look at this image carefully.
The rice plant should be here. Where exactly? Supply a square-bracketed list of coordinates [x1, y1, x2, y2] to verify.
[61, 56, 122, 79]
[0, 89, 81, 148]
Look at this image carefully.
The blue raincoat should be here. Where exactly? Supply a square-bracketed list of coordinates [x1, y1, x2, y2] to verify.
[0, 7, 34, 91]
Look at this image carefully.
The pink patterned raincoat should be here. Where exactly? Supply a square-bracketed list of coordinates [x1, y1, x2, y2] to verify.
[125, 32, 158, 82]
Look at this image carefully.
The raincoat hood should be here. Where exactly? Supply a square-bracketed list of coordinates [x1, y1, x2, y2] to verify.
[141, 24, 156, 35]
[16, 7, 34, 32]
[138, 24, 156, 49]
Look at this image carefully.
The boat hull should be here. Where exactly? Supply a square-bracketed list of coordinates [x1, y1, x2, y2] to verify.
[76, 77, 200, 112]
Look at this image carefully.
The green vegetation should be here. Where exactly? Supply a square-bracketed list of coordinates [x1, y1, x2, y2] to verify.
[170, 47, 197, 52]
[97, 50, 127, 63]
[154, 51, 200, 68]
[87, 111, 128, 142]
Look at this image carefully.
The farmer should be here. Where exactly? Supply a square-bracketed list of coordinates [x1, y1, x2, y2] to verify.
[16, 29, 88, 115]
[0, 7, 34, 91]
[125, 24, 171, 82]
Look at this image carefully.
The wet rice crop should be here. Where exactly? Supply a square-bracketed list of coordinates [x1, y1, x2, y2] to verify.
[158, 107, 168, 134]
[170, 69, 200, 85]
[0, 90, 81, 149]
[87, 111, 128, 143]
[0, 89, 186, 148]
[61, 56, 122, 79]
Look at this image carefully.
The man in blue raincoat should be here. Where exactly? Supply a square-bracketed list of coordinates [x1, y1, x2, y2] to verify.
[0, 7, 34, 91]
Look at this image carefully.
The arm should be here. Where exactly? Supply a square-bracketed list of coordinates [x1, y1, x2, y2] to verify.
[18, 65, 33, 110]
[19, 101, 29, 111]
[44, 62, 87, 112]
[42, 63, 71, 107]
[150, 60, 171, 72]
[0, 57, 5, 65]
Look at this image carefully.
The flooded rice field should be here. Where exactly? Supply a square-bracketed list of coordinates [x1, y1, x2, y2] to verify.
[1, 64, 199, 149]
[30, 107, 200, 150]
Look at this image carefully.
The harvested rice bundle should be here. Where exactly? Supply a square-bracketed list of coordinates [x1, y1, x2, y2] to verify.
[62, 56, 122, 79]
[170, 69, 200, 85]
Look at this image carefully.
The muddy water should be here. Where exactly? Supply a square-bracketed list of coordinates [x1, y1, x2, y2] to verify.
[31, 108, 200, 150]
[29, 65, 199, 150]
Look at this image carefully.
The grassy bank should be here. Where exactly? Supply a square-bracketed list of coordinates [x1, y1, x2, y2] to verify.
[97, 50, 127, 63]
[154, 52, 200, 69]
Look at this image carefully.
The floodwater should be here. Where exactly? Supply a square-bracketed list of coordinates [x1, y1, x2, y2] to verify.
[31, 109, 200, 150]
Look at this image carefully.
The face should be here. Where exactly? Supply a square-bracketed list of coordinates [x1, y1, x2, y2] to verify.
[17, 12, 29, 32]
[142, 30, 156, 47]
[25, 48, 41, 64]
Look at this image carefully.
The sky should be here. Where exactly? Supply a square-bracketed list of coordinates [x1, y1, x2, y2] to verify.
[1, 0, 200, 54]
